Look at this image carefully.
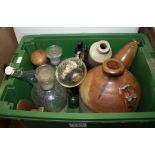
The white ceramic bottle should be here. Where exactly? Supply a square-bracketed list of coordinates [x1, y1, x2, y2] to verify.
[88, 40, 112, 67]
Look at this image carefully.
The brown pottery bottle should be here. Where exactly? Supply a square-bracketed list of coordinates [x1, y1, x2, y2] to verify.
[114, 40, 139, 69]
[79, 58, 141, 112]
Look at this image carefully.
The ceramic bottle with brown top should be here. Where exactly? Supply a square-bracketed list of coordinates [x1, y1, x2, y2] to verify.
[79, 58, 141, 112]
[114, 40, 139, 69]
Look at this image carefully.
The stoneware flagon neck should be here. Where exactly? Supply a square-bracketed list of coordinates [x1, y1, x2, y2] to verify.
[102, 58, 125, 76]
[79, 58, 141, 112]
[114, 40, 139, 69]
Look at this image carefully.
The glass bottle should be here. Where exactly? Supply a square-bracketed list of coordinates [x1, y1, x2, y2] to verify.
[66, 43, 89, 108]
[5, 66, 36, 85]
[5, 65, 68, 112]
[75, 42, 89, 69]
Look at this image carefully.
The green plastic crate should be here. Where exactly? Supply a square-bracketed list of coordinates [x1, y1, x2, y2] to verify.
[0, 33, 155, 127]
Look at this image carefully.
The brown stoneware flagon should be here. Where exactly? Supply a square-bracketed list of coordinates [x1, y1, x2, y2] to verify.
[79, 58, 141, 112]
[114, 40, 139, 69]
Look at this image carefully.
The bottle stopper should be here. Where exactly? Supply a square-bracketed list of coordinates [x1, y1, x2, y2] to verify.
[5, 66, 15, 75]
[46, 45, 63, 66]
[35, 64, 55, 90]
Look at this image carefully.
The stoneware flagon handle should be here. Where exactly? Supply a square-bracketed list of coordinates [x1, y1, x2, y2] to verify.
[119, 84, 137, 108]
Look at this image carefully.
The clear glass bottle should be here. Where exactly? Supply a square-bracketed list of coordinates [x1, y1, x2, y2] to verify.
[5, 65, 68, 112]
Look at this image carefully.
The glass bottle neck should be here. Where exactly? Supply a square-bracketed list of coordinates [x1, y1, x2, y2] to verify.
[13, 69, 37, 85]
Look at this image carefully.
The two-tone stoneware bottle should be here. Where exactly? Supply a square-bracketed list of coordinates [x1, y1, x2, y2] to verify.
[79, 40, 141, 112]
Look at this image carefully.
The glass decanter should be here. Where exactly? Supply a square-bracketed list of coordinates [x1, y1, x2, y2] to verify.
[5, 66, 36, 85]
[5, 65, 68, 112]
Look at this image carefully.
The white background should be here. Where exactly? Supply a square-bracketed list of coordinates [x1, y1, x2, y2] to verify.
[0, 0, 155, 155]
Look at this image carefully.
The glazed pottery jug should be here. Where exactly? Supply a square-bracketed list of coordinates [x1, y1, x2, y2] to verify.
[114, 40, 139, 69]
[79, 58, 141, 112]
[88, 40, 112, 67]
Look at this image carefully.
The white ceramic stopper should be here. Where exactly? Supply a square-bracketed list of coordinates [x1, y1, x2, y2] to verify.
[5, 66, 15, 75]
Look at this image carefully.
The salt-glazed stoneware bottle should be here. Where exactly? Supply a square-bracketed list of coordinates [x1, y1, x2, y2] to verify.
[87, 40, 112, 67]
[114, 40, 139, 69]
[79, 58, 141, 112]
